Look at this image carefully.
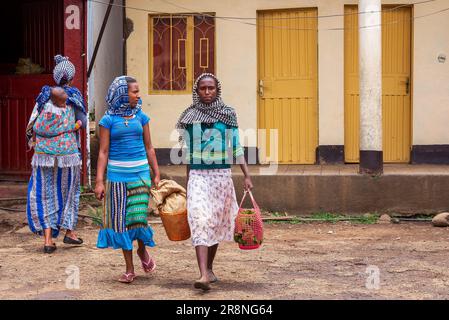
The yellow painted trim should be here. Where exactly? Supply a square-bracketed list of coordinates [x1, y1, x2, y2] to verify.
[177, 39, 187, 69]
[199, 38, 209, 68]
[148, 14, 193, 95]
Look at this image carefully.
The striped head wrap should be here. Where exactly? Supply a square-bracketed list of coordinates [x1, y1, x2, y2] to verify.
[53, 55, 75, 85]
[105, 76, 142, 117]
[175, 73, 238, 131]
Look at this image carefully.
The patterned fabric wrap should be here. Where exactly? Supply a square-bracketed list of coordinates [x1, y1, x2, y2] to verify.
[35, 85, 52, 111]
[176, 73, 239, 135]
[187, 168, 239, 247]
[26, 164, 81, 238]
[26, 85, 86, 147]
[126, 180, 152, 227]
[64, 86, 87, 115]
[53, 55, 75, 85]
[105, 76, 142, 117]
[33, 101, 79, 156]
[102, 179, 152, 231]
[97, 179, 155, 250]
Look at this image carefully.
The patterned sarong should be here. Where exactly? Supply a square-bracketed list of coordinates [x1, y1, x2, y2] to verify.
[26, 164, 80, 238]
[187, 168, 239, 247]
[97, 179, 155, 250]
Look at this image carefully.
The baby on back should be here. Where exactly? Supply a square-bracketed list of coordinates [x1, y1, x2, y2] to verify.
[32, 87, 81, 156]
[45, 87, 82, 130]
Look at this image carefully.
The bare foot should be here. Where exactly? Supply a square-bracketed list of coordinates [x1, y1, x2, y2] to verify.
[194, 276, 211, 291]
[208, 270, 218, 283]
[137, 248, 156, 273]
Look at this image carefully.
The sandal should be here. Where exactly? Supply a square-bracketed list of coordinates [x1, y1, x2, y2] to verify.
[43, 243, 57, 254]
[63, 235, 83, 245]
[140, 254, 156, 273]
[118, 272, 136, 284]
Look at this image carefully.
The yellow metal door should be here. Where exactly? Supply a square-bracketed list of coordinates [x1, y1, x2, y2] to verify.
[344, 5, 412, 163]
[257, 9, 318, 164]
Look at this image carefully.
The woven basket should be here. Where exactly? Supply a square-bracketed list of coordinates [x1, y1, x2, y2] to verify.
[159, 210, 191, 241]
[234, 191, 264, 250]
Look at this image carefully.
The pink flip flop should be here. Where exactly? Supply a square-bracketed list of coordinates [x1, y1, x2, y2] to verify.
[141, 255, 156, 273]
[118, 272, 136, 283]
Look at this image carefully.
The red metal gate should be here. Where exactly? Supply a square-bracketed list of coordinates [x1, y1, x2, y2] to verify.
[0, 0, 88, 185]
[0, 75, 53, 177]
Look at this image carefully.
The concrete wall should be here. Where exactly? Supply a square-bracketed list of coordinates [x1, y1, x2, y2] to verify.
[126, 0, 449, 148]
[88, 0, 124, 123]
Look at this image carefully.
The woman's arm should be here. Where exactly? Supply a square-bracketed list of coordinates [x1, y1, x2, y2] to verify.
[143, 123, 160, 188]
[238, 156, 253, 191]
[230, 126, 253, 190]
[94, 126, 110, 200]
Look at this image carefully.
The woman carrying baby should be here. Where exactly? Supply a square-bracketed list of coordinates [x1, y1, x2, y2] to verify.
[26, 85, 84, 254]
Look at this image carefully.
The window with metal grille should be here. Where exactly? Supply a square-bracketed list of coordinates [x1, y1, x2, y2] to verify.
[148, 14, 215, 94]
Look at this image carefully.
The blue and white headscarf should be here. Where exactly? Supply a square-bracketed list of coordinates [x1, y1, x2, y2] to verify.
[105, 76, 142, 116]
[53, 55, 76, 85]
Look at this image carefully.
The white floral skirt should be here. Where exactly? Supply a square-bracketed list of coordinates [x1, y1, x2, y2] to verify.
[187, 168, 239, 247]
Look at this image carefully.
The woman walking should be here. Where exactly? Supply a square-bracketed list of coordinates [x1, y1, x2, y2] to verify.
[176, 73, 253, 291]
[95, 76, 160, 284]
[26, 55, 86, 254]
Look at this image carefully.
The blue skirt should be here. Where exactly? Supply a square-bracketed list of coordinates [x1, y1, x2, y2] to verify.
[97, 226, 155, 250]
[26, 164, 80, 238]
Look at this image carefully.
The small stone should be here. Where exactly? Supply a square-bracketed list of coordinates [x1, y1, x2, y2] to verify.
[378, 214, 391, 224]
[432, 212, 449, 227]
[15, 226, 30, 234]
[395, 237, 401, 240]
[327, 231, 334, 234]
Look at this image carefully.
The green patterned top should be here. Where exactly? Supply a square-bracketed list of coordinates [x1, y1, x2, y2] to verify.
[185, 122, 244, 170]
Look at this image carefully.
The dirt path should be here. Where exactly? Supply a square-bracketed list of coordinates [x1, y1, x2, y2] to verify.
[1, 207, 449, 300]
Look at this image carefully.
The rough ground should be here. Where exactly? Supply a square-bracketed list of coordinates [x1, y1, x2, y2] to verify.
[1, 205, 449, 300]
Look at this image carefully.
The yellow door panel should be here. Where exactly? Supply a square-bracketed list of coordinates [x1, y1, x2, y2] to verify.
[257, 9, 318, 164]
[261, 79, 315, 99]
[344, 5, 412, 163]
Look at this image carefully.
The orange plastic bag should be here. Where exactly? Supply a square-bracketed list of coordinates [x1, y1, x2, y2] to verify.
[234, 190, 264, 250]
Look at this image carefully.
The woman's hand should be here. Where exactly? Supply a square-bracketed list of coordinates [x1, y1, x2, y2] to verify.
[74, 120, 82, 131]
[244, 176, 253, 191]
[95, 181, 105, 200]
[153, 174, 161, 189]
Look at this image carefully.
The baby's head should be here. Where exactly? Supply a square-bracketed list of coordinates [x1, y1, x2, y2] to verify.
[50, 87, 68, 108]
